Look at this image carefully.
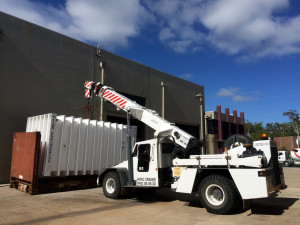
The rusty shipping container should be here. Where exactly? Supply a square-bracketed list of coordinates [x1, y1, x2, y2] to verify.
[10, 113, 136, 194]
[10, 132, 41, 193]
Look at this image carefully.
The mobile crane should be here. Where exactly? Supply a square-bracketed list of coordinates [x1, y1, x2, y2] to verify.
[84, 81, 286, 215]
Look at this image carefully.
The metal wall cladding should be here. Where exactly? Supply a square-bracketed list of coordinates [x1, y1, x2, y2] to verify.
[26, 113, 136, 177]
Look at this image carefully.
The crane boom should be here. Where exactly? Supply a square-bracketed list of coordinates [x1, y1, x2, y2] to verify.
[84, 81, 199, 151]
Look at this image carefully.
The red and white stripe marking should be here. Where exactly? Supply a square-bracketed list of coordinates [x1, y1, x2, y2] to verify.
[84, 81, 94, 89]
[99, 88, 105, 95]
[85, 89, 90, 98]
[102, 90, 127, 108]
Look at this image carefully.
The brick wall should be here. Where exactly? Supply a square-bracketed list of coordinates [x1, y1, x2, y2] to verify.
[274, 136, 298, 150]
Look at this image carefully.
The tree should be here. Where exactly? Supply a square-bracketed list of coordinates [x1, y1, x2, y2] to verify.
[281, 122, 296, 136]
[245, 120, 296, 141]
[265, 122, 280, 137]
[265, 122, 295, 137]
[245, 121, 265, 141]
[244, 110, 300, 141]
[283, 110, 300, 138]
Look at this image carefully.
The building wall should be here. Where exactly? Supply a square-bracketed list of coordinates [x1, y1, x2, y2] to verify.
[0, 12, 204, 183]
[274, 136, 298, 150]
[98, 51, 204, 137]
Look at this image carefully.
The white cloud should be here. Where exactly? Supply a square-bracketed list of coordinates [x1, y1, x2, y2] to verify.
[217, 87, 253, 102]
[144, 0, 300, 58]
[180, 73, 193, 79]
[232, 95, 253, 102]
[159, 28, 176, 41]
[0, 0, 151, 49]
[217, 87, 239, 97]
[143, 0, 205, 53]
[168, 40, 193, 53]
[200, 0, 300, 58]
[1, 0, 300, 58]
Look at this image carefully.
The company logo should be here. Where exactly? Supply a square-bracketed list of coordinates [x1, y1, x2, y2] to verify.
[254, 142, 269, 147]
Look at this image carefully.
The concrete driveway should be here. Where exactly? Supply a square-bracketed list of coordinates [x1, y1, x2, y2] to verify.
[0, 167, 299, 225]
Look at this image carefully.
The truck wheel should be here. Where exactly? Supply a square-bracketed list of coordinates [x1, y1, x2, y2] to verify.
[103, 172, 122, 199]
[199, 175, 240, 215]
[224, 134, 252, 152]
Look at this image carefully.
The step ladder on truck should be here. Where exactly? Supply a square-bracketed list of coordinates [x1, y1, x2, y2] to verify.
[84, 81, 287, 215]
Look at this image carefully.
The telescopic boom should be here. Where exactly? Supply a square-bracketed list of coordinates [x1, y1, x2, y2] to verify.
[84, 81, 198, 151]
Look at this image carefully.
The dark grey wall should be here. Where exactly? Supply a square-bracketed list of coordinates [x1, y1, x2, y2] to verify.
[0, 12, 204, 183]
[98, 52, 204, 138]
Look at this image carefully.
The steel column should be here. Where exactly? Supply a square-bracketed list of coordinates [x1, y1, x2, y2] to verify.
[161, 81, 166, 118]
[99, 62, 104, 121]
[217, 106, 223, 153]
[127, 112, 134, 185]
[240, 112, 245, 134]
[233, 110, 238, 134]
[225, 108, 231, 137]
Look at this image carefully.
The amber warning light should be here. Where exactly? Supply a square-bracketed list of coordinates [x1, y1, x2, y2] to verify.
[261, 133, 268, 140]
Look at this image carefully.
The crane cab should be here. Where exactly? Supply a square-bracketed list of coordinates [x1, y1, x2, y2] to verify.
[131, 138, 175, 188]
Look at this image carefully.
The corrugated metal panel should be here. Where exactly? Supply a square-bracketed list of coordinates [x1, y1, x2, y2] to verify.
[26, 113, 57, 176]
[26, 113, 136, 177]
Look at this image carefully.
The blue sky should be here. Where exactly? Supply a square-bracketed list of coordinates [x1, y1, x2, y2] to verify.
[1, 0, 300, 124]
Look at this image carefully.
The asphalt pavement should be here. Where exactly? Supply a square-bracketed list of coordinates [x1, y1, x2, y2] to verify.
[0, 167, 299, 225]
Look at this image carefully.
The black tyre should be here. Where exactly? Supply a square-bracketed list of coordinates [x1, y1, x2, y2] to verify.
[199, 175, 240, 215]
[103, 172, 122, 199]
[224, 134, 252, 152]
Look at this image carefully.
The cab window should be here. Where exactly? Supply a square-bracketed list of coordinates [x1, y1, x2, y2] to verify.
[137, 144, 151, 172]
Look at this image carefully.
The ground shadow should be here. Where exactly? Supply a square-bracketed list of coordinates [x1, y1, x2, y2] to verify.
[135, 189, 299, 216]
[249, 197, 299, 215]
[134, 188, 201, 205]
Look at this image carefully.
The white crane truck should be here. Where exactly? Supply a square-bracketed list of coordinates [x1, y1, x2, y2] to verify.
[84, 81, 286, 215]
[278, 149, 300, 167]
[291, 148, 300, 166]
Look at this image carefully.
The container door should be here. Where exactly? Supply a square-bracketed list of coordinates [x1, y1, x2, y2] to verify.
[134, 143, 159, 187]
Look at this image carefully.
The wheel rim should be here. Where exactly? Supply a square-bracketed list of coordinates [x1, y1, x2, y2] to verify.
[106, 178, 116, 194]
[205, 184, 225, 206]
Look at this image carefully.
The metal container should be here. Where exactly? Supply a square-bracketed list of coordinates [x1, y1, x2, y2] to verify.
[10, 132, 41, 193]
[26, 113, 136, 177]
